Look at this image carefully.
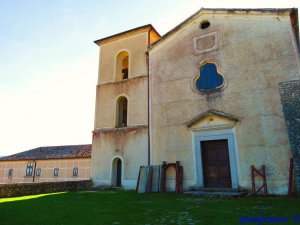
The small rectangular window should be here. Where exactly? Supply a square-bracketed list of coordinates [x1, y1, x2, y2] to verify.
[36, 168, 41, 176]
[54, 168, 59, 177]
[8, 169, 13, 177]
[26, 163, 33, 176]
[73, 167, 78, 177]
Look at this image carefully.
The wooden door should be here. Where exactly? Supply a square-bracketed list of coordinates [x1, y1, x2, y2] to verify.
[116, 159, 122, 187]
[201, 140, 231, 188]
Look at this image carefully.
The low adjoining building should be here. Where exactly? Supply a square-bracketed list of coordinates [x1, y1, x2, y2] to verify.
[0, 145, 91, 184]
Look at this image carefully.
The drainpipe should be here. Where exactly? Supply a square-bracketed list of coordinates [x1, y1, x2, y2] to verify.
[147, 30, 151, 166]
[32, 160, 36, 182]
[147, 51, 150, 166]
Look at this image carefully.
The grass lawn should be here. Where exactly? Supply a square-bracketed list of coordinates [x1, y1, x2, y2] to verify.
[0, 191, 299, 225]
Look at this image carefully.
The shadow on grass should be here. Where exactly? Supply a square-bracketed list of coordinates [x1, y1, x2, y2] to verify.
[0, 191, 299, 225]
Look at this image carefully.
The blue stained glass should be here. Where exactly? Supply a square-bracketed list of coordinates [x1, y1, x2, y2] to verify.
[196, 63, 224, 91]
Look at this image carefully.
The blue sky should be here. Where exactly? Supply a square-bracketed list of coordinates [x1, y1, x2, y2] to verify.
[0, 0, 299, 156]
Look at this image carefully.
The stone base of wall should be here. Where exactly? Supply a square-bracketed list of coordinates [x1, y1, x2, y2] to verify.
[0, 180, 93, 198]
[294, 156, 300, 194]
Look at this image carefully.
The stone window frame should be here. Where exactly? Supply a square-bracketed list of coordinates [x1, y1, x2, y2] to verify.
[191, 58, 226, 95]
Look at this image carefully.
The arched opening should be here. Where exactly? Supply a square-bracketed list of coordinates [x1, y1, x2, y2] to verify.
[200, 20, 210, 29]
[111, 157, 122, 187]
[116, 96, 128, 128]
[116, 51, 129, 80]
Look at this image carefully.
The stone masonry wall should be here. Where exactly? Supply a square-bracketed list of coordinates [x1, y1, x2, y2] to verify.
[0, 180, 92, 198]
[279, 80, 300, 194]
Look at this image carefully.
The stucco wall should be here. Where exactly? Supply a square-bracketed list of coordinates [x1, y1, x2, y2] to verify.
[95, 76, 148, 128]
[0, 158, 91, 184]
[92, 127, 148, 189]
[92, 29, 150, 189]
[98, 32, 148, 84]
[149, 12, 300, 194]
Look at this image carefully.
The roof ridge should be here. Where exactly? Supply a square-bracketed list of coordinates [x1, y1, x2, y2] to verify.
[37, 144, 91, 148]
[94, 24, 160, 46]
[0, 144, 92, 161]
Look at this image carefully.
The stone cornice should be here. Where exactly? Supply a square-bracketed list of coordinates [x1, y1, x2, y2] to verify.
[93, 124, 148, 134]
[97, 75, 147, 87]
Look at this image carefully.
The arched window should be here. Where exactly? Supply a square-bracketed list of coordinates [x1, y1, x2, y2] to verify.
[116, 96, 128, 128]
[195, 63, 224, 91]
[116, 51, 129, 80]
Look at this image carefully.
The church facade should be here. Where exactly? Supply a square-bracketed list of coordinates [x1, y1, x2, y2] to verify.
[91, 8, 300, 194]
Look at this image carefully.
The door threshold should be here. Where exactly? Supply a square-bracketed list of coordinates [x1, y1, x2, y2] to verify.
[192, 187, 240, 192]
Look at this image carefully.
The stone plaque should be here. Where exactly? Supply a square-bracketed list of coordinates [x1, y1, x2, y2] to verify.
[193, 32, 218, 54]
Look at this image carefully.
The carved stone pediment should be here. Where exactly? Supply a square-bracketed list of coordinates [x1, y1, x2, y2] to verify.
[185, 109, 239, 131]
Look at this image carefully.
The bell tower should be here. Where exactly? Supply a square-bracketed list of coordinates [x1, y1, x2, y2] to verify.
[91, 25, 160, 188]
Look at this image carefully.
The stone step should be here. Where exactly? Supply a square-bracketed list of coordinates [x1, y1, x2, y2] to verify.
[183, 190, 247, 197]
[189, 187, 241, 192]
[91, 186, 123, 191]
[111, 186, 123, 190]
[91, 186, 112, 191]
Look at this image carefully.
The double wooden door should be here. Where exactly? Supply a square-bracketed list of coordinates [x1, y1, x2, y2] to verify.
[201, 140, 232, 188]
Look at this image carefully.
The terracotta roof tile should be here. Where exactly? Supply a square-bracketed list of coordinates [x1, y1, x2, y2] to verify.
[0, 144, 91, 161]
[94, 24, 160, 46]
